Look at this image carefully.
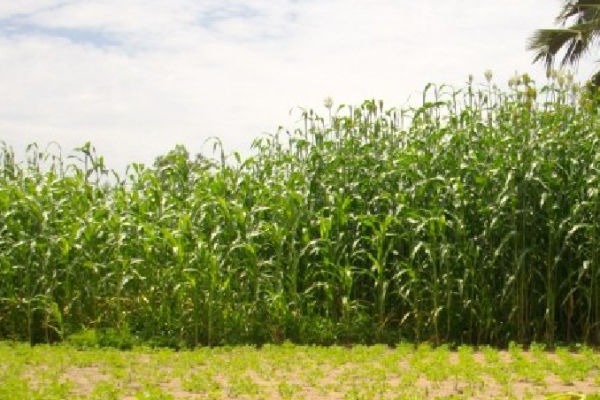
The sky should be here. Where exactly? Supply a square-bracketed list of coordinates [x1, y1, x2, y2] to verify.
[0, 0, 597, 172]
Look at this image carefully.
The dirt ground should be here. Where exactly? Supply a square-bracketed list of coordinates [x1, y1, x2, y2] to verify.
[4, 345, 600, 400]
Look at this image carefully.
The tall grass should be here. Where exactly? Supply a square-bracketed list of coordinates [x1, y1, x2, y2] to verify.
[1, 72, 600, 347]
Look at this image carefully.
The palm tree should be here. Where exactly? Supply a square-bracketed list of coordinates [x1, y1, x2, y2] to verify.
[528, 1, 600, 77]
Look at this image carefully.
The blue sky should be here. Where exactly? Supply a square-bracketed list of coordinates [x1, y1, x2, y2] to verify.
[0, 18, 119, 48]
[0, 0, 597, 172]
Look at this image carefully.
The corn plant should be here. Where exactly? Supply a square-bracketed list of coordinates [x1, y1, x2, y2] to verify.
[1, 71, 600, 347]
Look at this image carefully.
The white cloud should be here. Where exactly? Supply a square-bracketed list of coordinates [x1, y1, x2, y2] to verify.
[0, 0, 597, 172]
[0, 1, 64, 18]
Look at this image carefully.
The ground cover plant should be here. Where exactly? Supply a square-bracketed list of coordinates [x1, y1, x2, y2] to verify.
[1, 72, 600, 348]
[0, 342, 599, 400]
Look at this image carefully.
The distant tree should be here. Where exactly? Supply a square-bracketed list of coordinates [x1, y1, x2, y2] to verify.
[152, 145, 209, 198]
[528, 1, 600, 84]
[153, 145, 207, 172]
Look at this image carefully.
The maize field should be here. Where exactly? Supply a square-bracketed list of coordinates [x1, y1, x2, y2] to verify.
[1, 74, 600, 348]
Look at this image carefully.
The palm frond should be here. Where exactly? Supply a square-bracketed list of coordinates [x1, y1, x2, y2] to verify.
[557, 0, 600, 24]
[528, 29, 583, 69]
[529, 14, 600, 69]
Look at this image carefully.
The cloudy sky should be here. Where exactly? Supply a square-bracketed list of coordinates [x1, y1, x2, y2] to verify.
[0, 0, 597, 171]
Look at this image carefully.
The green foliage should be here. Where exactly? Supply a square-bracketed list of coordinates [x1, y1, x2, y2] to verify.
[134, 387, 175, 400]
[67, 328, 136, 350]
[1, 342, 598, 400]
[67, 329, 100, 349]
[1, 74, 600, 347]
[98, 328, 137, 350]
